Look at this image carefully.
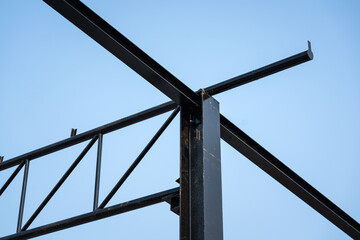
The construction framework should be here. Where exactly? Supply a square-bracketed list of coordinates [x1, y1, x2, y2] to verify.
[1, 0, 359, 239]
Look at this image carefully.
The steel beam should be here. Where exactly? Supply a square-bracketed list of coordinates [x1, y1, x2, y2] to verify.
[4, 1, 357, 239]
[220, 115, 360, 239]
[0, 43, 312, 172]
[180, 90, 223, 240]
[205, 41, 313, 95]
[1, 187, 179, 240]
[43, 0, 200, 109]
[43, 0, 313, 111]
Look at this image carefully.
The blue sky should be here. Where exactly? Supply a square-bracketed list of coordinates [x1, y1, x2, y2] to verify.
[0, 1, 359, 239]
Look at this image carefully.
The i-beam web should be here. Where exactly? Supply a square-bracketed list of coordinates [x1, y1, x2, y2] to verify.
[0, 0, 359, 239]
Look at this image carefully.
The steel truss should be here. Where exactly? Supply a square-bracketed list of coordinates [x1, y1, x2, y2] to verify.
[0, 0, 359, 239]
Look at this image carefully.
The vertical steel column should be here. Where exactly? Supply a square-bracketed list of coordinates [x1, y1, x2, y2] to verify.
[93, 133, 103, 210]
[17, 159, 29, 232]
[180, 108, 190, 240]
[180, 90, 223, 240]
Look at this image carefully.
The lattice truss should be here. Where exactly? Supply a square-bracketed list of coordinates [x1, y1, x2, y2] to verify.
[0, 1, 359, 239]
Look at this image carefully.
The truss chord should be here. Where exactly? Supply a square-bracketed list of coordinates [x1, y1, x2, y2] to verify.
[0, 101, 176, 171]
[219, 115, 360, 239]
[17, 159, 29, 233]
[21, 136, 98, 231]
[0, 161, 25, 196]
[1, 187, 179, 240]
[99, 107, 180, 209]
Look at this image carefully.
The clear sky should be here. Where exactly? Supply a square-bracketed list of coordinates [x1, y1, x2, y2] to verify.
[0, 1, 359, 239]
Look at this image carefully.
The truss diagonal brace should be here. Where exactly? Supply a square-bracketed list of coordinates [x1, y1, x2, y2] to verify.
[0, 161, 25, 196]
[98, 107, 180, 209]
[220, 115, 360, 239]
[21, 136, 98, 231]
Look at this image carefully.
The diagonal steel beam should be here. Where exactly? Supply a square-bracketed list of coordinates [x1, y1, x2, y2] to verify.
[43, 0, 313, 111]
[220, 114, 360, 239]
[43, 0, 200, 109]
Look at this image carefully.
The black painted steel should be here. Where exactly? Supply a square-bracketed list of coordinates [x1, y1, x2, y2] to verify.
[93, 133, 103, 210]
[0, 101, 176, 171]
[220, 115, 360, 239]
[179, 108, 190, 240]
[43, 0, 200, 109]
[17, 159, 29, 233]
[43, 0, 314, 111]
[180, 91, 223, 240]
[99, 107, 180, 209]
[166, 194, 180, 215]
[21, 136, 98, 231]
[205, 41, 313, 95]
[0, 42, 312, 172]
[1, 40, 356, 238]
[3, 1, 358, 239]
[0, 161, 24, 196]
[70, 128, 77, 137]
[199, 93, 223, 240]
[1, 187, 179, 240]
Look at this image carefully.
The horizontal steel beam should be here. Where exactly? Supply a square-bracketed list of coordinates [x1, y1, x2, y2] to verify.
[219, 115, 360, 239]
[205, 41, 313, 95]
[0, 187, 179, 240]
[0, 44, 311, 171]
[44, 0, 200, 109]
